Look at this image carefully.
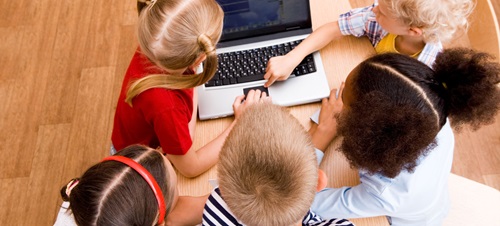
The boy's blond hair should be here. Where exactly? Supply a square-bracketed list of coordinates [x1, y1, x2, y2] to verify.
[383, 0, 474, 43]
[218, 103, 318, 225]
[126, 0, 223, 105]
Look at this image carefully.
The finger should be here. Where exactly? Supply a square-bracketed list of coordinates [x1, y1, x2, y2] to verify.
[336, 82, 345, 103]
[338, 82, 345, 96]
[322, 97, 329, 107]
[253, 89, 262, 102]
[263, 69, 272, 80]
[260, 91, 268, 98]
[328, 89, 338, 103]
[245, 90, 256, 104]
[233, 95, 245, 108]
[264, 75, 280, 87]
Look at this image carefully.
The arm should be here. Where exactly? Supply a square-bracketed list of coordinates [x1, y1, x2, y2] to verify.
[312, 184, 395, 219]
[309, 83, 344, 151]
[264, 22, 343, 87]
[188, 89, 198, 140]
[165, 195, 209, 226]
[168, 90, 272, 178]
[167, 121, 234, 178]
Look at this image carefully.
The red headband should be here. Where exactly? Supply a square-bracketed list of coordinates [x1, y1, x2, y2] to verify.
[102, 156, 166, 225]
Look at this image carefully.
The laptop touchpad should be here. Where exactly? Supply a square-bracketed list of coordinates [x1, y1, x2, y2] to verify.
[243, 86, 269, 97]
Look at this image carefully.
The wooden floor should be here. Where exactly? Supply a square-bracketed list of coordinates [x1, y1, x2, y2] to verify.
[0, 0, 498, 225]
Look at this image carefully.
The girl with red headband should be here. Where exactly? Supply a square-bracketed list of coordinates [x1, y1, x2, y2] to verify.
[56, 145, 175, 225]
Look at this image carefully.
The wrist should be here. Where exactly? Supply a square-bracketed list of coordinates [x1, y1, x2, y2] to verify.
[311, 124, 337, 151]
[287, 49, 308, 64]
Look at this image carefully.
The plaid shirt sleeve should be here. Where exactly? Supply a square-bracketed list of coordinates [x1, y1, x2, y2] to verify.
[338, 4, 387, 46]
[418, 42, 443, 68]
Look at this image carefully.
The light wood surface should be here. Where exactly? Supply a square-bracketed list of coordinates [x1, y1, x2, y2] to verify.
[468, 0, 500, 60]
[0, 0, 498, 225]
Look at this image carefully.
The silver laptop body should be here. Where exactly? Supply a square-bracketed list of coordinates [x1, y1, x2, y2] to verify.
[197, 0, 330, 120]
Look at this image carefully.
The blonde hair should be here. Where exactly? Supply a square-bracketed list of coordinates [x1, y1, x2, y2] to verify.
[382, 0, 474, 43]
[126, 0, 223, 105]
[218, 103, 318, 225]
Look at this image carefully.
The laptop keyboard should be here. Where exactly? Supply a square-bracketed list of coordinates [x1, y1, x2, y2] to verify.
[204, 39, 317, 87]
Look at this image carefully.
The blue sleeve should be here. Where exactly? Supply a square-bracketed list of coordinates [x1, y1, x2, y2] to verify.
[315, 148, 324, 165]
[311, 173, 399, 219]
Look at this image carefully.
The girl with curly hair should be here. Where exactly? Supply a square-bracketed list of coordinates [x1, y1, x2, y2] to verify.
[309, 48, 500, 225]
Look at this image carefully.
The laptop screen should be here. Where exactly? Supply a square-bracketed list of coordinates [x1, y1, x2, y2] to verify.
[216, 0, 311, 42]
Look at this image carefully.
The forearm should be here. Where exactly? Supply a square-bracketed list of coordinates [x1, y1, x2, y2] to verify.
[288, 22, 342, 61]
[310, 123, 338, 152]
[166, 195, 209, 226]
[193, 120, 236, 170]
[188, 91, 198, 140]
[169, 120, 236, 178]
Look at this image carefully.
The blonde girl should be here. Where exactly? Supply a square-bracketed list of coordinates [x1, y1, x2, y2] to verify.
[112, 0, 263, 178]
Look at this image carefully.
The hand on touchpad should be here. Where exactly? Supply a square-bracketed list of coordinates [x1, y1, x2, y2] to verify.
[243, 86, 269, 98]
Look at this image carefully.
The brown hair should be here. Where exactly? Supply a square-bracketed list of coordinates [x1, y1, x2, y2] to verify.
[338, 48, 500, 178]
[218, 103, 318, 225]
[60, 145, 175, 226]
[126, 0, 223, 105]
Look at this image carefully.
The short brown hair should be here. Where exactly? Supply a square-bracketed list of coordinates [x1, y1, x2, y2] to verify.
[218, 103, 318, 225]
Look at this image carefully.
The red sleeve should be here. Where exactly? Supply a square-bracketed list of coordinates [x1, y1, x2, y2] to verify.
[153, 107, 193, 155]
[139, 88, 194, 155]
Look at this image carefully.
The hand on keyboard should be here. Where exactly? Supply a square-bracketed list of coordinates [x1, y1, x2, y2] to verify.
[204, 39, 317, 88]
[264, 54, 302, 87]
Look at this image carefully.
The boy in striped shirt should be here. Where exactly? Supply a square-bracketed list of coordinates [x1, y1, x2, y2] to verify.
[202, 103, 353, 226]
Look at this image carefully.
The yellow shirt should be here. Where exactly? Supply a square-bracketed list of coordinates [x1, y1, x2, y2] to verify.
[375, 33, 422, 58]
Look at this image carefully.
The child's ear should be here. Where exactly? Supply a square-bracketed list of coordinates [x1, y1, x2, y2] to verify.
[408, 27, 423, 36]
[189, 54, 207, 73]
[316, 169, 328, 192]
[192, 53, 207, 68]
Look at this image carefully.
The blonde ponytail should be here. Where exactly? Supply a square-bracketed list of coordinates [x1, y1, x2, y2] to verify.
[126, 0, 223, 106]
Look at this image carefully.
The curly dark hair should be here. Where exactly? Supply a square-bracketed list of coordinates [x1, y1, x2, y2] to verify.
[337, 48, 500, 178]
[433, 48, 500, 130]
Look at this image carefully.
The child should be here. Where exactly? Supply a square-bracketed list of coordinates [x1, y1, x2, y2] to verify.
[111, 0, 247, 178]
[204, 103, 354, 226]
[166, 103, 353, 225]
[309, 48, 500, 225]
[263, 0, 473, 87]
[55, 145, 178, 225]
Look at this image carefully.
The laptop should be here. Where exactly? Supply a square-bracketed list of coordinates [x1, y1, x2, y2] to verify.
[197, 0, 330, 120]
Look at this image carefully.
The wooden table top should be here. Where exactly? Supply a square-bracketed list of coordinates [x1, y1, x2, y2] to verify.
[178, 0, 388, 225]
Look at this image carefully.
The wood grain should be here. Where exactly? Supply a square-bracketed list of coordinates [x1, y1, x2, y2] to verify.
[0, 0, 498, 225]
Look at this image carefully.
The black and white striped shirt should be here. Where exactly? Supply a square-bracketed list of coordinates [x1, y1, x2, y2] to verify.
[202, 188, 354, 226]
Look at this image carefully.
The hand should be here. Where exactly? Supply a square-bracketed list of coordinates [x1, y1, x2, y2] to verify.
[232, 89, 272, 119]
[264, 54, 302, 87]
[310, 83, 345, 151]
[318, 83, 344, 127]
